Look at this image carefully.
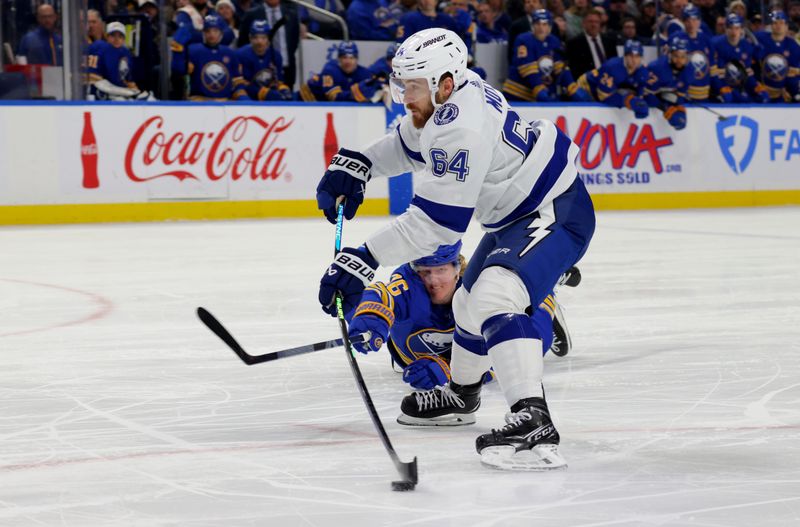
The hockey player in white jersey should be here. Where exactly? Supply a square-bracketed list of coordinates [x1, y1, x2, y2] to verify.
[316, 28, 595, 470]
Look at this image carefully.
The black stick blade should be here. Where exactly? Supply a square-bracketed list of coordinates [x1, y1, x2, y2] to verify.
[197, 307, 257, 365]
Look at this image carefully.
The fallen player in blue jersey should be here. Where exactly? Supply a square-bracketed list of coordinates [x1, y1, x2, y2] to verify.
[346, 241, 580, 391]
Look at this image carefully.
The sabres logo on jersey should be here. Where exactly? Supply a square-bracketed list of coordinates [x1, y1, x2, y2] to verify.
[254, 67, 275, 86]
[688, 51, 709, 79]
[538, 55, 555, 82]
[118, 56, 130, 82]
[764, 53, 788, 81]
[201, 61, 230, 93]
[724, 61, 745, 85]
[407, 328, 453, 357]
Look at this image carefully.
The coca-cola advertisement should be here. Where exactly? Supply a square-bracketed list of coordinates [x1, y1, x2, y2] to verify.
[56, 105, 388, 202]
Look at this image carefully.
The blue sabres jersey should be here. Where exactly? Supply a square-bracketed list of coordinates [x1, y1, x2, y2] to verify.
[346, 0, 399, 40]
[187, 43, 248, 100]
[580, 56, 648, 106]
[355, 264, 457, 367]
[711, 34, 759, 94]
[237, 44, 288, 100]
[503, 33, 568, 100]
[300, 60, 373, 102]
[397, 11, 474, 43]
[674, 31, 713, 101]
[644, 55, 692, 107]
[86, 40, 134, 88]
[367, 56, 392, 78]
[754, 31, 800, 100]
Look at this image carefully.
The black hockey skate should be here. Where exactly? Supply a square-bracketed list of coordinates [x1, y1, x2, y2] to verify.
[397, 380, 482, 426]
[476, 397, 567, 470]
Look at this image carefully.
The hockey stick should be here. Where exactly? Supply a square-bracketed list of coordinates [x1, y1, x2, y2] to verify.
[332, 203, 418, 492]
[196, 307, 363, 365]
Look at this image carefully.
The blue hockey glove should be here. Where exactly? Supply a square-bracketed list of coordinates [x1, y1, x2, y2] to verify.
[402, 356, 450, 390]
[627, 96, 649, 119]
[536, 88, 557, 102]
[571, 87, 591, 102]
[319, 246, 379, 317]
[664, 105, 686, 130]
[348, 312, 389, 354]
[316, 148, 372, 224]
[757, 90, 771, 104]
[353, 77, 386, 102]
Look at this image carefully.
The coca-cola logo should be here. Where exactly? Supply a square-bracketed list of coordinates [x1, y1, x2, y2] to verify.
[556, 116, 673, 173]
[124, 115, 293, 182]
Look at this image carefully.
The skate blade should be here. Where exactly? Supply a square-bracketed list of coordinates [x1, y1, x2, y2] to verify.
[396, 412, 476, 426]
[479, 444, 567, 471]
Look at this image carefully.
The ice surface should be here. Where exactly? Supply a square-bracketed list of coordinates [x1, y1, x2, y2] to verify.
[1, 208, 799, 526]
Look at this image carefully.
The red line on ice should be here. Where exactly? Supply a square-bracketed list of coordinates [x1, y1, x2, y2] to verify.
[0, 278, 114, 337]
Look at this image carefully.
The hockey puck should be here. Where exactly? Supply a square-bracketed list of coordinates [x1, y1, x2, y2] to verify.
[391, 480, 416, 492]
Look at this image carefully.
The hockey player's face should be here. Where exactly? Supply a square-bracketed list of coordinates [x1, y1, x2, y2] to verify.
[624, 53, 642, 71]
[684, 17, 700, 34]
[670, 50, 688, 69]
[772, 19, 788, 39]
[416, 264, 459, 305]
[726, 25, 742, 42]
[339, 55, 358, 74]
[533, 20, 551, 40]
[251, 34, 269, 54]
[204, 28, 222, 46]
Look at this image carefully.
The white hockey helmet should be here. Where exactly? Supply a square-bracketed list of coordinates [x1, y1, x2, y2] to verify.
[390, 28, 468, 107]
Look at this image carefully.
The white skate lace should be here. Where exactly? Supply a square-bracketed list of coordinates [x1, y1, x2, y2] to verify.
[414, 385, 465, 411]
[497, 410, 533, 432]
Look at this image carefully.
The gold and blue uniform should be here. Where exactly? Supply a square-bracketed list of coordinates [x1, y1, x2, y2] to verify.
[754, 31, 800, 102]
[579, 56, 648, 107]
[185, 42, 249, 101]
[503, 32, 580, 102]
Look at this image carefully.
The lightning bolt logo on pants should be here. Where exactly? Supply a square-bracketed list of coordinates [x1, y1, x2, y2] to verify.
[519, 204, 555, 258]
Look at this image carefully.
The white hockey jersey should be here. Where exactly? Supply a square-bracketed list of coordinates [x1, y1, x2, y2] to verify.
[363, 69, 579, 266]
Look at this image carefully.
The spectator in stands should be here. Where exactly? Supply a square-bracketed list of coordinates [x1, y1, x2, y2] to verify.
[238, 19, 293, 100]
[508, 0, 543, 63]
[346, 0, 400, 40]
[606, 0, 629, 33]
[565, 7, 618, 78]
[139, 0, 159, 21]
[477, 0, 510, 42]
[443, 0, 478, 49]
[300, 41, 383, 102]
[301, 0, 346, 39]
[564, 0, 590, 40]
[661, 0, 688, 38]
[503, 9, 590, 101]
[396, 0, 471, 46]
[789, 1, 800, 34]
[238, 0, 302, 87]
[617, 16, 645, 44]
[215, 0, 241, 45]
[714, 14, 726, 35]
[637, 0, 658, 40]
[488, 0, 512, 34]
[233, 0, 258, 18]
[694, 0, 722, 34]
[183, 14, 249, 100]
[577, 39, 649, 118]
[16, 4, 63, 66]
[87, 10, 105, 43]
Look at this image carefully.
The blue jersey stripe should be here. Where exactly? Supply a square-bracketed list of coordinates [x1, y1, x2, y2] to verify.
[396, 124, 425, 163]
[483, 127, 572, 230]
[411, 195, 474, 233]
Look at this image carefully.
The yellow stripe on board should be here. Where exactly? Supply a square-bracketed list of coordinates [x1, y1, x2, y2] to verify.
[590, 190, 800, 210]
[1, 191, 799, 226]
[0, 198, 389, 226]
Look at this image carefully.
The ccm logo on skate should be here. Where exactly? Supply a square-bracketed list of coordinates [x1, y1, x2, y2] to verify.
[330, 156, 370, 179]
